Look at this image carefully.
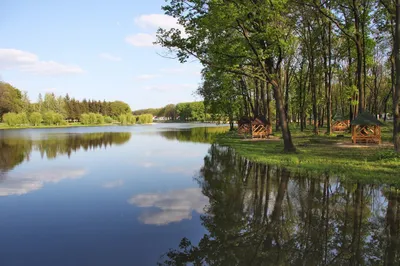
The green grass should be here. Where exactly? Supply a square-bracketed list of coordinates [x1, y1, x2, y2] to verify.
[216, 124, 400, 185]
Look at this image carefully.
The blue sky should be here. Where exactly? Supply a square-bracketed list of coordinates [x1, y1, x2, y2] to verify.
[0, 0, 203, 110]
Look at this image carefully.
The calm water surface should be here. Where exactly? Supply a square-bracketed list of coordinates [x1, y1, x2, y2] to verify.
[0, 124, 399, 265]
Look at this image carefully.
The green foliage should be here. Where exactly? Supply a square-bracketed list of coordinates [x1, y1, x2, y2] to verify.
[110, 101, 131, 117]
[29, 112, 43, 126]
[43, 111, 64, 125]
[137, 114, 153, 124]
[17, 112, 29, 125]
[126, 113, 136, 124]
[80, 113, 106, 125]
[118, 114, 128, 125]
[3, 112, 18, 126]
[80, 113, 90, 125]
[375, 150, 400, 161]
[96, 113, 104, 124]
[0, 82, 24, 120]
[104, 116, 113, 124]
[2, 112, 29, 126]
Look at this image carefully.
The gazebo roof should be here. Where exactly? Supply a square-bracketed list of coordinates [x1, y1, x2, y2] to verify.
[238, 117, 251, 124]
[252, 116, 268, 125]
[351, 111, 384, 126]
[333, 114, 347, 121]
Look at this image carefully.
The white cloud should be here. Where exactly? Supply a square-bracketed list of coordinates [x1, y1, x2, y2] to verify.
[128, 188, 208, 225]
[125, 33, 156, 47]
[126, 14, 187, 48]
[99, 53, 121, 61]
[135, 74, 159, 80]
[0, 168, 86, 196]
[102, 179, 124, 189]
[0, 48, 84, 75]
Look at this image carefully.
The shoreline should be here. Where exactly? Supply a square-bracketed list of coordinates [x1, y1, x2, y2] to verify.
[0, 123, 154, 130]
[215, 130, 400, 185]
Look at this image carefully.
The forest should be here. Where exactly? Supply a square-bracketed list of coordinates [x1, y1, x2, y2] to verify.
[0, 81, 152, 127]
[156, 0, 400, 153]
[133, 101, 208, 121]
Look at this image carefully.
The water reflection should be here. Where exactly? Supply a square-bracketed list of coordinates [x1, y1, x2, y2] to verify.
[128, 188, 208, 225]
[0, 132, 131, 172]
[158, 126, 229, 143]
[0, 132, 131, 196]
[160, 145, 400, 265]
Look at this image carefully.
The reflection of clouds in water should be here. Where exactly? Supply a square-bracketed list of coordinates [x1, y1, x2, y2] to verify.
[144, 149, 204, 158]
[163, 166, 199, 176]
[128, 188, 208, 225]
[102, 179, 124, 188]
[0, 168, 86, 196]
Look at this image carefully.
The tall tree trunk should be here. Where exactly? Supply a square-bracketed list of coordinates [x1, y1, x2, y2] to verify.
[395, 0, 400, 152]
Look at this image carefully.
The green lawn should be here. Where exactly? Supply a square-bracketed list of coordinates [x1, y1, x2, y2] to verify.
[216, 123, 400, 185]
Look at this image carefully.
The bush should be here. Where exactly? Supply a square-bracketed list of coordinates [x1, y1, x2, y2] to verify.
[126, 113, 136, 125]
[96, 113, 104, 124]
[43, 111, 56, 125]
[53, 113, 65, 125]
[138, 114, 153, 124]
[80, 113, 90, 125]
[118, 114, 127, 125]
[3, 112, 18, 126]
[88, 113, 97, 124]
[29, 112, 42, 126]
[104, 116, 113, 124]
[17, 112, 29, 125]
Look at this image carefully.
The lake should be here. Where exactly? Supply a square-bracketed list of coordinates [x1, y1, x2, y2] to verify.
[0, 124, 398, 266]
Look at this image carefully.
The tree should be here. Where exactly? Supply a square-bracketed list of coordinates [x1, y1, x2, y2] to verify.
[0, 82, 23, 120]
[395, 0, 400, 152]
[156, 0, 296, 152]
[29, 112, 43, 126]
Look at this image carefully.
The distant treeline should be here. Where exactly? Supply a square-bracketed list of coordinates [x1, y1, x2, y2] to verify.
[133, 101, 213, 122]
[0, 81, 153, 126]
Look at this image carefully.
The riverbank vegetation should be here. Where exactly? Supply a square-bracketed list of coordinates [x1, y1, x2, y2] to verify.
[156, 0, 400, 153]
[216, 124, 400, 183]
[0, 81, 153, 129]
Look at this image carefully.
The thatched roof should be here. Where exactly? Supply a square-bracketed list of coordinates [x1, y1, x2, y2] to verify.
[351, 111, 384, 126]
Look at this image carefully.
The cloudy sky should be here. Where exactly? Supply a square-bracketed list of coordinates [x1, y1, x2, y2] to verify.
[0, 0, 202, 109]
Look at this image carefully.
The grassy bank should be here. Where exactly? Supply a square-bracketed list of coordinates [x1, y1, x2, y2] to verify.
[216, 124, 400, 184]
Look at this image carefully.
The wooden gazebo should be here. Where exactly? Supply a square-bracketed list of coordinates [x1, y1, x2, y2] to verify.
[332, 115, 350, 133]
[351, 112, 383, 144]
[251, 116, 272, 139]
[238, 117, 252, 135]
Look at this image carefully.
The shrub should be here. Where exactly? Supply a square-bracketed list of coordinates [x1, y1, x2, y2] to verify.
[80, 113, 90, 125]
[29, 112, 42, 126]
[118, 114, 127, 125]
[104, 116, 113, 124]
[126, 113, 136, 125]
[3, 112, 18, 126]
[88, 113, 97, 124]
[53, 113, 64, 125]
[138, 114, 153, 124]
[96, 113, 104, 124]
[17, 112, 29, 125]
[43, 111, 56, 125]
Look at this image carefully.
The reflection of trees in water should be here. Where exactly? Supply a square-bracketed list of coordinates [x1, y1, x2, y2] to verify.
[158, 127, 229, 144]
[0, 132, 131, 171]
[159, 145, 400, 265]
